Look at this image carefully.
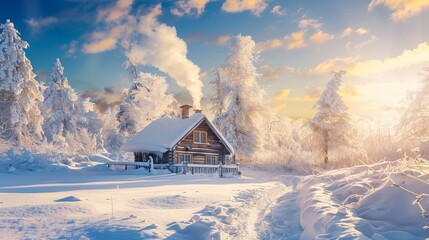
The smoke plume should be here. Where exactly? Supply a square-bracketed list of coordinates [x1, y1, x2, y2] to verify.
[84, 2, 203, 108]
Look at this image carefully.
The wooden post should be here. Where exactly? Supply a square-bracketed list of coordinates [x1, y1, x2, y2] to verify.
[125, 164, 127, 170]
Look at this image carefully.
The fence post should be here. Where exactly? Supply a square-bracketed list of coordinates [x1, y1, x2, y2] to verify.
[219, 164, 223, 178]
[182, 161, 188, 174]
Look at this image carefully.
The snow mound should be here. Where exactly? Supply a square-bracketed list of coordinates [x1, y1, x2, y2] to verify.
[54, 196, 81, 202]
[0, 149, 116, 173]
[133, 194, 212, 209]
[296, 158, 429, 240]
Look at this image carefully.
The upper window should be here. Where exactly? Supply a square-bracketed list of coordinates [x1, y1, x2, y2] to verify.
[193, 131, 207, 144]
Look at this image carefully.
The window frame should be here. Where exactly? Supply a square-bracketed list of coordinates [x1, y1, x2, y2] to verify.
[206, 155, 218, 165]
[180, 153, 192, 164]
[193, 130, 208, 144]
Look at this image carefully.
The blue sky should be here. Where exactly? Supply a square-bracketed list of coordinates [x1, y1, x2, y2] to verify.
[1, 0, 429, 119]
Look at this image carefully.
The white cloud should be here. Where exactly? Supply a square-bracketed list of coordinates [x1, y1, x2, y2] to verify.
[25, 17, 59, 32]
[271, 5, 286, 16]
[285, 18, 333, 49]
[298, 18, 321, 30]
[97, 0, 133, 23]
[368, 0, 429, 21]
[84, 38, 117, 53]
[354, 35, 378, 49]
[64, 40, 78, 58]
[83, 0, 139, 53]
[355, 28, 369, 35]
[313, 42, 429, 77]
[285, 31, 306, 49]
[256, 39, 283, 52]
[309, 31, 334, 44]
[341, 27, 353, 38]
[171, 0, 211, 16]
[221, 0, 268, 15]
[214, 35, 231, 45]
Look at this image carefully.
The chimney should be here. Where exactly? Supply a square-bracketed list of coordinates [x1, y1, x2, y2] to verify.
[194, 109, 202, 114]
[180, 104, 192, 119]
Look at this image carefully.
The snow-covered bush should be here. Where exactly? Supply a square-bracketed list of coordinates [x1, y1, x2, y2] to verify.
[355, 117, 400, 163]
[0, 148, 95, 172]
[254, 118, 309, 172]
[397, 72, 429, 158]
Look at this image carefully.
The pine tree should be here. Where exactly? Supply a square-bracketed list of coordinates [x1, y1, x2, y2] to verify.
[308, 71, 355, 164]
[117, 72, 178, 136]
[42, 58, 102, 155]
[0, 19, 44, 147]
[397, 73, 429, 154]
[213, 35, 268, 161]
[43, 58, 79, 143]
[210, 68, 230, 116]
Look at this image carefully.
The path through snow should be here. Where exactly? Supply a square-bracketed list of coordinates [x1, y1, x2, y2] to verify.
[166, 181, 291, 239]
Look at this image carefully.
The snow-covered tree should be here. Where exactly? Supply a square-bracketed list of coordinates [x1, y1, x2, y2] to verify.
[102, 106, 124, 153]
[79, 98, 104, 151]
[210, 68, 230, 116]
[43, 58, 79, 143]
[42, 58, 102, 155]
[0, 19, 44, 147]
[307, 71, 355, 164]
[124, 58, 138, 82]
[213, 35, 268, 162]
[264, 117, 304, 167]
[117, 72, 178, 136]
[397, 73, 429, 156]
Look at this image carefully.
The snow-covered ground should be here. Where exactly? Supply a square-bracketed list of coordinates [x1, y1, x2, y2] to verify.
[0, 159, 428, 240]
[0, 164, 293, 240]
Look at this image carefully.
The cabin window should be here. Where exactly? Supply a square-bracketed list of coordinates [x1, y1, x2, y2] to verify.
[193, 131, 207, 144]
[207, 155, 218, 165]
[180, 154, 191, 163]
[134, 152, 143, 162]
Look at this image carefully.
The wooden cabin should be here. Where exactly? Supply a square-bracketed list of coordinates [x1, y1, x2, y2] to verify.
[121, 105, 234, 165]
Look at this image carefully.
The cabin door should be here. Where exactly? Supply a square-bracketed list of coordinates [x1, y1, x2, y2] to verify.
[180, 154, 191, 164]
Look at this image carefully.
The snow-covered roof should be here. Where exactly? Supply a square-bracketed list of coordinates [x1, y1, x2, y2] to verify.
[121, 113, 234, 154]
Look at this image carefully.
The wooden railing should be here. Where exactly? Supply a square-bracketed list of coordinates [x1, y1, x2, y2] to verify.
[170, 163, 240, 178]
[107, 161, 241, 178]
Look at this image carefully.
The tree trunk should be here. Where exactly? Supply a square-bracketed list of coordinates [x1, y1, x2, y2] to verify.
[324, 132, 329, 164]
